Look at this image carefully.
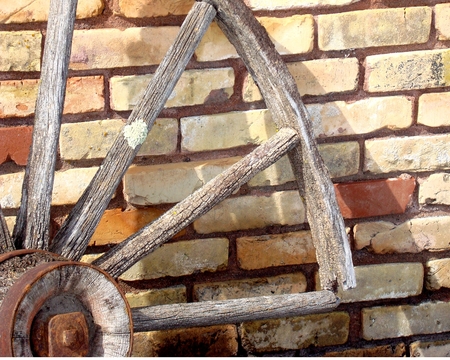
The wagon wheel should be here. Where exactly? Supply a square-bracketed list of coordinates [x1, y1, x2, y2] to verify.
[0, 0, 356, 356]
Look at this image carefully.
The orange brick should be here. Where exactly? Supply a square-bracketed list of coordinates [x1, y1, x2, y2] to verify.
[0, 126, 32, 165]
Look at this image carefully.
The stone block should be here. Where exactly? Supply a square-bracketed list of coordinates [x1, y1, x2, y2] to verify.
[0, 127, 33, 165]
[240, 312, 349, 353]
[318, 263, 423, 303]
[418, 92, 450, 127]
[125, 285, 186, 307]
[70, 27, 179, 69]
[354, 216, 450, 253]
[110, 68, 234, 110]
[0, 0, 104, 23]
[362, 301, 450, 340]
[132, 325, 238, 356]
[119, 238, 229, 280]
[193, 191, 305, 234]
[194, 273, 307, 301]
[0, 31, 41, 71]
[318, 7, 431, 50]
[60, 118, 178, 160]
[243, 58, 359, 101]
[419, 173, 450, 205]
[365, 49, 450, 92]
[364, 134, 450, 173]
[236, 231, 316, 270]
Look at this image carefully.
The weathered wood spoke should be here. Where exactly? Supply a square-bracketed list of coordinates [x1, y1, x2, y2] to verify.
[132, 290, 338, 332]
[13, 0, 78, 251]
[202, 0, 355, 290]
[49, 2, 217, 260]
[0, 206, 14, 254]
[94, 128, 300, 277]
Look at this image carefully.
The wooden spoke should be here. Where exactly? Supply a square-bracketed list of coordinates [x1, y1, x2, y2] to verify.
[93, 128, 300, 278]
[0, 206, 14, 254]
[49, 1, 217, 260]
[132, 290, 338, 332]
[12, 0, 78, 251]
[202, 0, 356, 290]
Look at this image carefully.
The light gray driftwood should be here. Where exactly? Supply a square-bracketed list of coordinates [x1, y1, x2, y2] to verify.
[93, 128, 300, 277]
[0, 206, 14, 254]
[202, 0, 355, 290]
[13, 0, 78, 250]
[132, 290, 338, 332]
[49, 1, 217, 260]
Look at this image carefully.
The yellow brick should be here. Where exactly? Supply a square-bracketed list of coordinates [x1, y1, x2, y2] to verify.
[435, 4, 450, 40]
[126, 286, 186, 307]
[418, 92, 450, 127]
[0, 31, 41, 71]
[247, 0, 361, 10]
[118, 0, 195, 18]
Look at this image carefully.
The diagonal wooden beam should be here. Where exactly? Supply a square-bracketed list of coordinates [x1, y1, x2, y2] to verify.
[93, 128, 300, 277]
[202, 0, 355, 290]
[13, 0, 78, 250]
[132, 290, 338, 332]
[49, 1, 217, 260]
[0, 206, 14, 254]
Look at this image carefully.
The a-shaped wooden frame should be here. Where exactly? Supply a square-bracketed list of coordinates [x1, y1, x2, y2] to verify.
[0, 0, 356, 356]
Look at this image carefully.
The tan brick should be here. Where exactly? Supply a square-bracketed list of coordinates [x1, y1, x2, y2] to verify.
[123, 157, 240, 206]
[426, 258, 450, 291]
[435, 4, 450, 41]
[325, 343, 406, 357]
[0, 76, 104, 118]
[0, 167, 99, 209]
[246, 0, 361, 10]
[237, 231, 315, 270]
[419, 173, 450, 205]
[70, 27, 179, 70]
[194, 273, 307, 301]
[132, 325, 238, 357]
[5, 216, 15, 235]
[354, 216, 450, 253]
[110, 68, 234, 111]
[318, 263, 423, 303]
[126, 285, 186, 307]
[318, 7, 431, 51]
[362, 301, 450, 340]
[89, 208, 185, 246]
[248, 141, 359, 186]
[240, 312, 349, 353]
[0, 0, 104, 23]
[0, 31, 41, 71]
[118, 0, 194, 18]
[60, 118, 177, 160]
[243, 58, 359, 101]
[194, 191, 305, 234]
[410, 339, 450, 357]
[119, 238, 229, 280]
[364, 134, 450, 173]
[418, 92, 450, 127]
[309, 96, 413, 137]
[195, 15, 313, 62]
[365, 49, 450, 92]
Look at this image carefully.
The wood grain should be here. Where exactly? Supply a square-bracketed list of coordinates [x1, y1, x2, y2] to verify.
[0, 206, 13, 254]
[202, 0, 355, 290]
[49, 2, 217, 260]
[13, 0, 78, 250]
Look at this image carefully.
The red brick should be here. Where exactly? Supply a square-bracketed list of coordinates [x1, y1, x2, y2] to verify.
[334, 176, 416, 219]
[0, 126, 32, 165]
[89, 208, 185, 246]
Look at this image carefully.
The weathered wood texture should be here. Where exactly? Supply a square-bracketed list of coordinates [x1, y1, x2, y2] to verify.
[94, 128, 300, 277]
[0, 206, 14, 254]
[132, 290, 338, 332]
[13, 0, 78, 251]
[49, 2, 217, 260]
[202, 0, 355, 290]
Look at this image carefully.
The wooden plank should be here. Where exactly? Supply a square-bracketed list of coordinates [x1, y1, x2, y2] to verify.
[94, 128, 300, 277]
[0, 206, 14, 254]
[132, 290, 338, 332]
[49, 1, 217, 260]
[13, 0, 78, 250]
[202, 0, 355, 290]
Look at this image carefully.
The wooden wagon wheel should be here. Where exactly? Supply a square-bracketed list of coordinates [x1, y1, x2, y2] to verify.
[0, 0, 356, 356]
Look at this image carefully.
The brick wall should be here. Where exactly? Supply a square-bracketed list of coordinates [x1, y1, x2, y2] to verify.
[1, 0, 450, 356]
